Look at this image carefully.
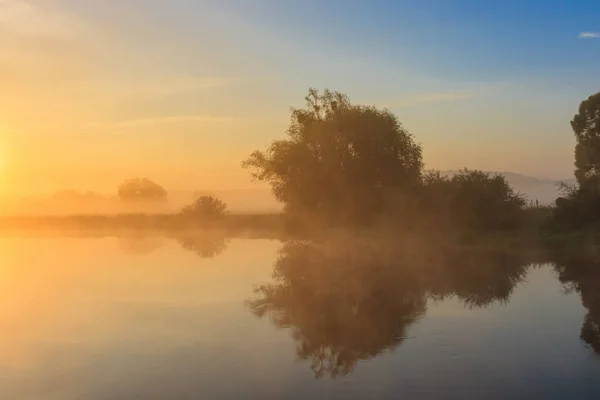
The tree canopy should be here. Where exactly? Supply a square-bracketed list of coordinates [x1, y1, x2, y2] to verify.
[242, 88, 423, 225]
[551, 92, 600, 230]
[572, 92, 600, 192]
[117, 178, 167, 202]
[424, 170, 527, 231]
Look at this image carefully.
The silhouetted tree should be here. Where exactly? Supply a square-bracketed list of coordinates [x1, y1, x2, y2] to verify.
[117, 178, 167, 202]
[551, 182, 600, 230]
[572, 92, 600, 192]
[180, 195, 228, 221]
[424, 170, 526, 231]
[242, 88, 423, 226]
[550, 93, 600, 229]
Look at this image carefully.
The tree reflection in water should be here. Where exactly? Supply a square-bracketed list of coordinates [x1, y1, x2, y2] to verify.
[171, 231, 230, 259]
[428, 246, 530, 308]
[248, 238, 531, 379]
[552, 245, 600, 355]
[118, 234, 165, 256]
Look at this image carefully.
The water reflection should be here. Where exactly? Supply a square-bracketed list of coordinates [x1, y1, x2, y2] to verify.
[428, 246, 531, 308]
[170, 231, 230, 258]
[248, 238, 532, 379]
[3, 234, 600, 398]
[113, 231, 231, 259]
[552, 245, 600, 355]
[118, 235, 165, 255]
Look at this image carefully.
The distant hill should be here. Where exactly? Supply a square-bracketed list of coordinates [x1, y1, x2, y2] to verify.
[436, 170, 575, 206]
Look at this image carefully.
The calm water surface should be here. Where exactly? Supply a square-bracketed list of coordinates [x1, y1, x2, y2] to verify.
[1, 235, 600, 399]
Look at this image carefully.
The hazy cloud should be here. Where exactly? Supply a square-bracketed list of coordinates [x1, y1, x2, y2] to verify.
[109, 76, 238, 99]
[83, 113, 277, 133]
[0, 0, 79, 38]
[386, 91, 474, 108]
[112, 114, 237, 128]
[579, 32, 600, 39]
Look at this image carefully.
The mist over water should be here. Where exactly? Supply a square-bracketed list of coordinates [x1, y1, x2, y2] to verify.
[0, 70, 596, 400]
[4, 0, 600, 398]
[0, 188, 282, 216]
[1, 232, 600, 399]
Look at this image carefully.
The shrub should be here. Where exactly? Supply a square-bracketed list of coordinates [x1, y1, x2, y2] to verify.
[180, 196, 228, 221]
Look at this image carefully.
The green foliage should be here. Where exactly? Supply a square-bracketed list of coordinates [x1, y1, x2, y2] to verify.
[572, 92, 600, 191]
[180, 195, 228, 221]
[551, 187, 600, 230]
[423, 169, 527, 231]
[240, 88, 542, 233]
[242, 88, 423, 225]
[117, 178, 167, 202]
[550, 93, 600, 231]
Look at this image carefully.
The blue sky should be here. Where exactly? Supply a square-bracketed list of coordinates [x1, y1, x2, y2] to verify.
[1, 0, 599, 194]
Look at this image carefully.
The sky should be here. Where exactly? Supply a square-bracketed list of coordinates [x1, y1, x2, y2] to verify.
[1, 0, 599, 196]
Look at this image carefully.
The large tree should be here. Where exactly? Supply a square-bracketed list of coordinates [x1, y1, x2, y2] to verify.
[550, 92, 600, 229]
[242, 88, 423, 225]
[572, 92, 600, 192]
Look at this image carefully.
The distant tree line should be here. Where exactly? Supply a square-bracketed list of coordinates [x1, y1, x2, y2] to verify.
[47, 88, 600, 235]
[115, 177, 228, 224]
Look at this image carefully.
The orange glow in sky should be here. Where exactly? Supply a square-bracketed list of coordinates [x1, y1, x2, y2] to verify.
[0, 0, 586, 198]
